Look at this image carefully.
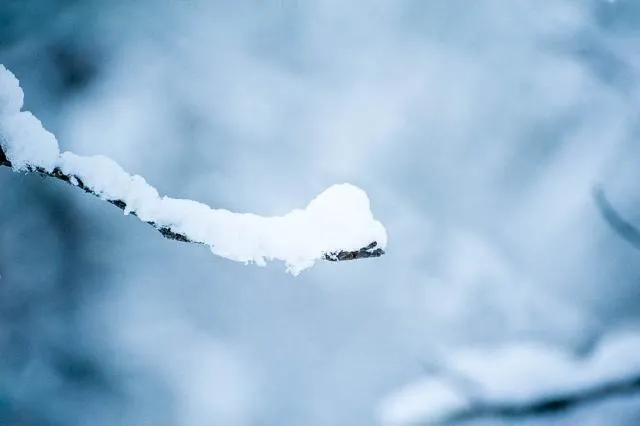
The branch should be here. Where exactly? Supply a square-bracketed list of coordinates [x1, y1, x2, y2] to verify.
[0, 64, 386, 273]
[377, 333, 640, 425]
[0, 146, 186, 242]
[592, 186, 640, 250]
[444, 373, 640, 424]
[0, 144, 385, 267]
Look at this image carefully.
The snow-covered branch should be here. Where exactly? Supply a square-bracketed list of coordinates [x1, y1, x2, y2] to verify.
[377, 332, 640, 425]
[0, 65, 386, 274]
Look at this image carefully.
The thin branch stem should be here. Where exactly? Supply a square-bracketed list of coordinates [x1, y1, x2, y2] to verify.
[593, 186, 640, 250]
[443, 373, 640, 424]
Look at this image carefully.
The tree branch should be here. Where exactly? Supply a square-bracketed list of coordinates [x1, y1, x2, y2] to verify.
[0, 146, 384, 262]
[592, 186, 640, 250]
[443, 373, 640, 424]
[378, 334, 640, 425]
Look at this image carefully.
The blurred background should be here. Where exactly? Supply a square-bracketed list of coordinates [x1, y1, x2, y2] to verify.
[1, 0, 640, 424]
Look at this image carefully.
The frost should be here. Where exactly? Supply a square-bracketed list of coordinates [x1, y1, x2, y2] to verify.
[377, 332, 640, 425]
[0, 64, 386, 274]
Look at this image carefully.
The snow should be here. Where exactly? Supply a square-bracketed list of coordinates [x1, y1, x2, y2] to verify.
[152, 183, 386, 274]
[1, 111, 60, 171]
[0, 65, 23, 115]
[377, 379, 469, 425]
[58, 151, 386, 274]
[376, 331, 640, 425]
[0, 64, 386, 273]
[0, 66, 59, 171]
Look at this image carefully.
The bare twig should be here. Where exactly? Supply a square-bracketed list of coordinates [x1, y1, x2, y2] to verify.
[442, 373, 640, 424]
[593, 186, 640, 250]
[0, 147, 384, 262]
